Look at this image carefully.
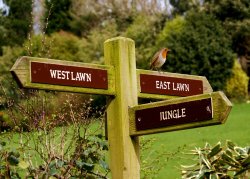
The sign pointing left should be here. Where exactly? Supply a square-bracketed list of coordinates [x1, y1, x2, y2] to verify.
[11, 56, 115, 95]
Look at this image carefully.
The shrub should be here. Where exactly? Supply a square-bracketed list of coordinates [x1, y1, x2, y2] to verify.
[0, 31, 99, 130]
[181, 141, 250, 178]
[23, 31, 87, 62]
[225, 60, 249, 102]
[0, 91, 109, 178]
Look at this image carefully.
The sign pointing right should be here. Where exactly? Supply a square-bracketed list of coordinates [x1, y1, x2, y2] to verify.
[137, 69, 213, 99]
[129, 91, 232, 136]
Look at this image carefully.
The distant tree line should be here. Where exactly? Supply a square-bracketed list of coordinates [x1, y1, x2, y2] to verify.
[0, 0, 249, 100]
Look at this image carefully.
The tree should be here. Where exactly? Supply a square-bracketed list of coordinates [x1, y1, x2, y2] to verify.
[202, 0, 250, 91]
[44, 0, 72, 34]
[203, 0, 250, 21]
[157, 11, 235, 90]
[169, 0, 202, 15]
[0, 0, 32, 54]
[204, 0, 250, 74]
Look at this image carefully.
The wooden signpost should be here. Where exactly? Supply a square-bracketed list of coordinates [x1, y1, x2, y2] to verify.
[11, 37, 232, 179]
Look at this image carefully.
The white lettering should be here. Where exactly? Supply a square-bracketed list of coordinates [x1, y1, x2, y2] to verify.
[49, 70, 91, 82]
[57, 70, 62, 79]
[75, 72, 80, 81]
[160, 108, 186, 121]
[86, 73, 91, 82]
[185, 84, 189, 91]
[182, 108, 186, 117]
[71, 72, 76, 80]
[156, 80, 171, 90]
[173, 83, 190, 91]
[50, 70, 57, 78]
[50, 70, 71, 80]
[173, 82, 177, 91]
[156, 80, 160, 89]
[70, 72, 92, 82]
[65, 71, 70, 80]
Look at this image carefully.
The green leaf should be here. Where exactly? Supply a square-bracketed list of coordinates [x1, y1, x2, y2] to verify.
[225, 149, 233, 157]
[0, 141, 6, 147]
[201, 155, 212, 169]
[76, 160, 83, 168]
[49, 167, 59, 176]
[99, 160, 109, 170]
[221, 153, 239, 167]
[205, 142, 211, 149]
[57, 160, 64, 168]
[18, 160, 29, 169]
[209, 173, 219, 179]
[82, 162, 94, 171]
[7, 155, 19, 166]
[181, 164, 198, 169]
[208, 142, 222, 159]
[226, 140, 236, 150]
[234, 146, 248, 157]
[234, 167, 250, 176]
[242, 155, 250, 166]
[96, 134, 103, 139]
[100, 141, 108, 150]
[49, 161, 56, 168]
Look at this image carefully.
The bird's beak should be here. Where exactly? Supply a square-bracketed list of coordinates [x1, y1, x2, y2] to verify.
[167, 49, 171, 52]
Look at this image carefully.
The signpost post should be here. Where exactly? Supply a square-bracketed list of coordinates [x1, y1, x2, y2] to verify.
[10, 37, 232, 179]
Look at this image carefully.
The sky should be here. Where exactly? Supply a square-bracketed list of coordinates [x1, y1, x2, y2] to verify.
[0, 0, 9, 15]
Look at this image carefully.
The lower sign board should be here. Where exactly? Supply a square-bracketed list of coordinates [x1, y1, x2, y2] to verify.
[129, 91, 232, 136]
[135, 98, 213, 131]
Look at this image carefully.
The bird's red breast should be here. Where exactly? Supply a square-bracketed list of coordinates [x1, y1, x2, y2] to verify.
[150, 48, 170, 70]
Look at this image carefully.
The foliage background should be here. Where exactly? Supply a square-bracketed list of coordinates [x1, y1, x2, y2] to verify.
[0, 0, 249, 101]
[0, 0, 249, 178]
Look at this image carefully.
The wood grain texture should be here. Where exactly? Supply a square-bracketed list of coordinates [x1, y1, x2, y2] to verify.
[10, 56, 115, 95]
[129, 91, 232, 136]
[104, 37, 140, 179]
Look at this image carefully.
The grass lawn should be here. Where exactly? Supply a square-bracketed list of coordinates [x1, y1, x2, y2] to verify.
[141, 102, 250, 178]
[1, 103, 249, 178]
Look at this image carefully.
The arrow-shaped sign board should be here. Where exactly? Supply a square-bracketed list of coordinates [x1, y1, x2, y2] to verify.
[129, 91, 232, 136]
[11, 56, 115, 95]
[137, 69, 213, 99]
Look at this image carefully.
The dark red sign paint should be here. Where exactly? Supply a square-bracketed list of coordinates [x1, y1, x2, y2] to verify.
[140, 74, 203, 96]
[135, 98, 212, 131]
[31, 62, 108, 89]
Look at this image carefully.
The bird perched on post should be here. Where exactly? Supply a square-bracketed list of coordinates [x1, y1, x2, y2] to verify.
[150, 48, 171, 71]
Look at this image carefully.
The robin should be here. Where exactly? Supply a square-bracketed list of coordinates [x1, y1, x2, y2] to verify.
[150, 48, 171, 71]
